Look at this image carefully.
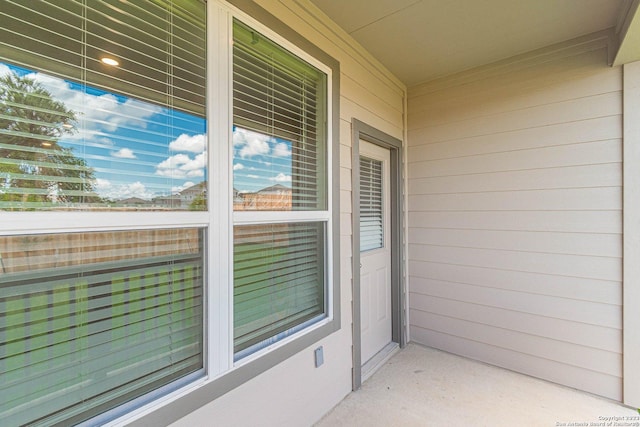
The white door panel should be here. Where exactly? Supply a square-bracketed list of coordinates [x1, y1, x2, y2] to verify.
[359, 140, 392, 364]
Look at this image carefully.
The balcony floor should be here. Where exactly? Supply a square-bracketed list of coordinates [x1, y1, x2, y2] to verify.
[317, 343, 637, 426]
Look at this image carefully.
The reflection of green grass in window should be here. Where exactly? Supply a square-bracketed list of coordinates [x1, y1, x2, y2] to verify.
[0, 258, 203, 425]
[234, 231, 324, 352]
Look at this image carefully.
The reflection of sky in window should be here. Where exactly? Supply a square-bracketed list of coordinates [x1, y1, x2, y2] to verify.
[232, 126, 293, 193]
[1, 62, 206, 201]
[1, 62, 294, 200]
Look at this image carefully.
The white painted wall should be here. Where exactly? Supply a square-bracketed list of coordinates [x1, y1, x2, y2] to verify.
[170, 1, 406, 425]
[407, 36, 624, 401]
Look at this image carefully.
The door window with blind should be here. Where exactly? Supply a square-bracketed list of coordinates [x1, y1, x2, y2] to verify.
[232, 19, 330, 358]
[360, 156, 384, 251]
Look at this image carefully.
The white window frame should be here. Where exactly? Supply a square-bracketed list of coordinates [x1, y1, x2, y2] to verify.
[0, 1, 340, 425]
[226, 5, 334, 364]
[217, 2, 335, 371]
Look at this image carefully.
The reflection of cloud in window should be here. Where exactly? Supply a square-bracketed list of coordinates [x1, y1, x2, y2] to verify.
[247, 174, 260, 179]
[0, 64, 157, 137]
[0, 63, 11, 77]
[269, 173, 291, 183]
[239, 138, 269, 158]
[95, 178, 154, 200]
[233, 128, 272, 158]
[112, 148, 136, 159]
[172, 181, 195, 193]
[21, 70, 162, 139]
[156, 152, 206, 179]
[169, 133, 206, 153]
[1, 62, 207, 203]
[97, 137, 115, 147]
[272, 142, 291, 157]
[233, 163, 244, 171]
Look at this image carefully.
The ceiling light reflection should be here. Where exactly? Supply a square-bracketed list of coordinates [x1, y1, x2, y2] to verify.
[100, 57, 119, 66]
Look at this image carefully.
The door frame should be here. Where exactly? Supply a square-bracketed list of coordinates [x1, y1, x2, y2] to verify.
[351, 119, 406, 390]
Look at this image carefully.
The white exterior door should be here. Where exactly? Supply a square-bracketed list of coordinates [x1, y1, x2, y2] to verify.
[359, 140, 392, 364]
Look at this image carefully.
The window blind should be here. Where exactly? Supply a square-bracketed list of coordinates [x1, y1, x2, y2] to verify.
[0, 0, 206, 117]
[231, 20, 329, 358]
[360, 156, 384, 251]
[232, 19, 327, 211]
[0, 0, 207, 211]
[0, 229, 204, 426]
[234, 223, 325, 355]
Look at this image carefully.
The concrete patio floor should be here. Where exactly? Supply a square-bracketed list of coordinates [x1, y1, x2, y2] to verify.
[317, 343, 639, 426]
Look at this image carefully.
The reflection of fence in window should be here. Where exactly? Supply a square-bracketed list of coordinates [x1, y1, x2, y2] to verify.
[0, 228, 204, 426]
[0, 228, 201, 274]
[233, 188, 292, 211]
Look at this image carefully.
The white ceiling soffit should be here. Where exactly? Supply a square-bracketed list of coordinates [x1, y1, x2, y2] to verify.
[309, 0, 627, 87]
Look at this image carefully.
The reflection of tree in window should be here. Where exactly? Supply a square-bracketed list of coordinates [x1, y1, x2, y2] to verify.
[0, 72, 98, 209]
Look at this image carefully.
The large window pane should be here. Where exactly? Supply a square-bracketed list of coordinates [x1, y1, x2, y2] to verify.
[232, 20, 327, 211]
[232, 19, 330, 358]
[0, 228, 204, 426]
[234, 222, 325, 355]
[0, 0, 207, 211]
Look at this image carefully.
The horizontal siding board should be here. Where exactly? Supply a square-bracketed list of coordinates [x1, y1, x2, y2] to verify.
[409, 51, 620, 124]
[408, 163, 621, 195]
[339, 189, 352, 214]
[340, 234, 351, 260]
[409, 327, 622, 401]
[409, 260, 621, 304]
[409, 309, 620, 376]
[408, 139, 621, 177]
[408, 298, 621, 352]
[408, 210, 621, 233]
[339, 144, 351, 170]
[339, 166, 351, 191]
[407, 228, 621, 258]
[342, 73, 403, 119]
[341, 97, 403, 140]
[409, 187, 620, 212]
[409, 244, 621, 281]
[410, 92, 621, 144]
[339, 212, 352, 236]
[408, 115, 621, 159]
[409, 280, 621, 329]
[414, 101, 619, 148]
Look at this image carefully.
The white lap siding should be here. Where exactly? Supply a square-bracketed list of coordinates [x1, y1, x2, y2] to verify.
[407, 36, 623, 400]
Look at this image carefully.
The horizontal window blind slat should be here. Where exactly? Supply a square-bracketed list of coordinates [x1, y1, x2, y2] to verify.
[233, 222, 325, 353]
[3, 321, 201, 400]
[232, 18, 327, 212]
[1, 0, 207, 213]
[1, 0, 206, 118]
[0, 228, 204, 426]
